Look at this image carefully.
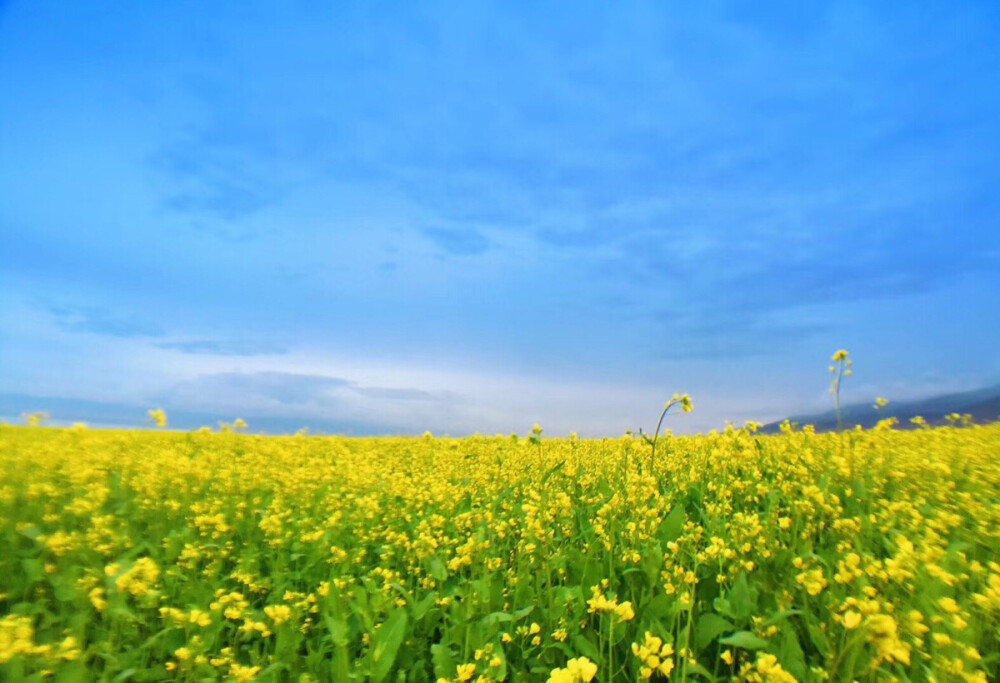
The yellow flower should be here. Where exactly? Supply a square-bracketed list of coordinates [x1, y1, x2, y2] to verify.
[115, 557, 160, 597]
[0, 615, 38, 664]
[567, 657, 598, 682]
[657, 657, 674, 677]
[843, 611, 862, 629]
[148, 408, 167, 428]
[548, 670, 574, 683]
[456, 663, 476, 681]
[264, 604, 292, 625]
[89, 587, 107, 611]
[614, 601, 635, 621]
[831, 349, 849, 361]
[548, 657, 598, 683]
[937, 597, 960, 614]
[229, 663, 262, 682]
[752, 653, 796, 682]
[632, 631, 674, 678]
[866, 615, 910, 665]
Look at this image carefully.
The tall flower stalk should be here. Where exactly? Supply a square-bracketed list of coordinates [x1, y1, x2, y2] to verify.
[829, 350, 852, 431]
[640, 393, 692, 474]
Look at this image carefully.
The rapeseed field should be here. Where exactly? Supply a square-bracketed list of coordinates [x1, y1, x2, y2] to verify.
[1, 421, 998, 681]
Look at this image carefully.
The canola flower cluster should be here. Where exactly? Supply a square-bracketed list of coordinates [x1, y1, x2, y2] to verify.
[1, 420, 999, 681]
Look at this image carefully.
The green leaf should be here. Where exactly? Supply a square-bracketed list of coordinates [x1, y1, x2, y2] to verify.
[257, 663, 288, 677]
[412, 592, 437, 621]
[17, 525, 41, 541]
[431, 643, 456, 680]
[694, 613, 735, 651]
[541, 460, 566, 484]
[490, 648, 508, 682]
[778, 628, 807, 680]
[727, 573, 752, 621]
[55, 660, 88, 682]
[763, 609, 803, 627]
[712, 597, 735, 620]
[325, 616, 349, 646]
[646, 593, 674, 619]
[21, 558, 44, 582]
[482, 611, 514, 626]
[53, 581, 78, 603]
[660, 505, 686, 542]
[512, 605, 535, 621]
[324, 615, 350, 681]
[683, 663, 718, 679]
[718, 631, 769, 650]
[428, 557, 448, 582]
[370, 609, 408, 683]
[572, 635, 601, 661]
[137, 627, 174, 651]
[806, 623, 830, 657]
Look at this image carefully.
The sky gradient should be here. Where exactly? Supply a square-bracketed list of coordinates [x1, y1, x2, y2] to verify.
[2, 1, 999, 435]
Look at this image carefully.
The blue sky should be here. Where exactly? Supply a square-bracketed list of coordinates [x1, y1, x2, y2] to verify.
[2, 1, 999, 435]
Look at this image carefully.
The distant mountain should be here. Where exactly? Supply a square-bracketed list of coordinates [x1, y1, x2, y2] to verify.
[761, 384, 1000, 433]
[0, 392, 390, 436]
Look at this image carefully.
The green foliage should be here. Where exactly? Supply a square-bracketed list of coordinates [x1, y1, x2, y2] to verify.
[1, 421, 998, 681]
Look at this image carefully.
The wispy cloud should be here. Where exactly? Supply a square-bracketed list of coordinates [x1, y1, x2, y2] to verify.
[352, 385, 439, 401]
[169, 372, 352, 407]
[154, 339, 288, 356]
[151, 127, 284, 234]
[655, 315, 831, 360]
[421, 227, 490, 256]
[46, 303, 164, 338]
[166, 371, 455, 410]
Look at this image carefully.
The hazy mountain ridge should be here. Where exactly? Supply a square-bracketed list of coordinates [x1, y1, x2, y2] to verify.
[0, 393, 386, 436]
[761, 384, 1000, 433]
[5, 385, 1000, 437]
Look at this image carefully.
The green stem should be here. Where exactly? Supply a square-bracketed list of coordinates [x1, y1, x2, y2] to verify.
[607, 614, 614, 683]
[649, 404, 673, 475]
[834, 362, 844, 432]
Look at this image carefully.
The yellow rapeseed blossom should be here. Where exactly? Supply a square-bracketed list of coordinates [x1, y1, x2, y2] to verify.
[632, 632, 674, 678]
[740, 652, 797, 683]
[1, 418, 998, 680]
[547, 656, 597, 683]
[585, 585, 633, 620]
[866, 614, 911, 665]
[843, 610, 862, 629]
[229, 662, 261, 681]
[114, 557, 160, 597]
[263, 604, 292, 625]
[0, 615, 41, 664]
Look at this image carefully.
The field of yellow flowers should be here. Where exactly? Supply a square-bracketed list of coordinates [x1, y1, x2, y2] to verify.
[1, 421, 999, 682]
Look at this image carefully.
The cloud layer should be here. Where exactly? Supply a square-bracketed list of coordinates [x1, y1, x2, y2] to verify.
[1, 1, 998, 433]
